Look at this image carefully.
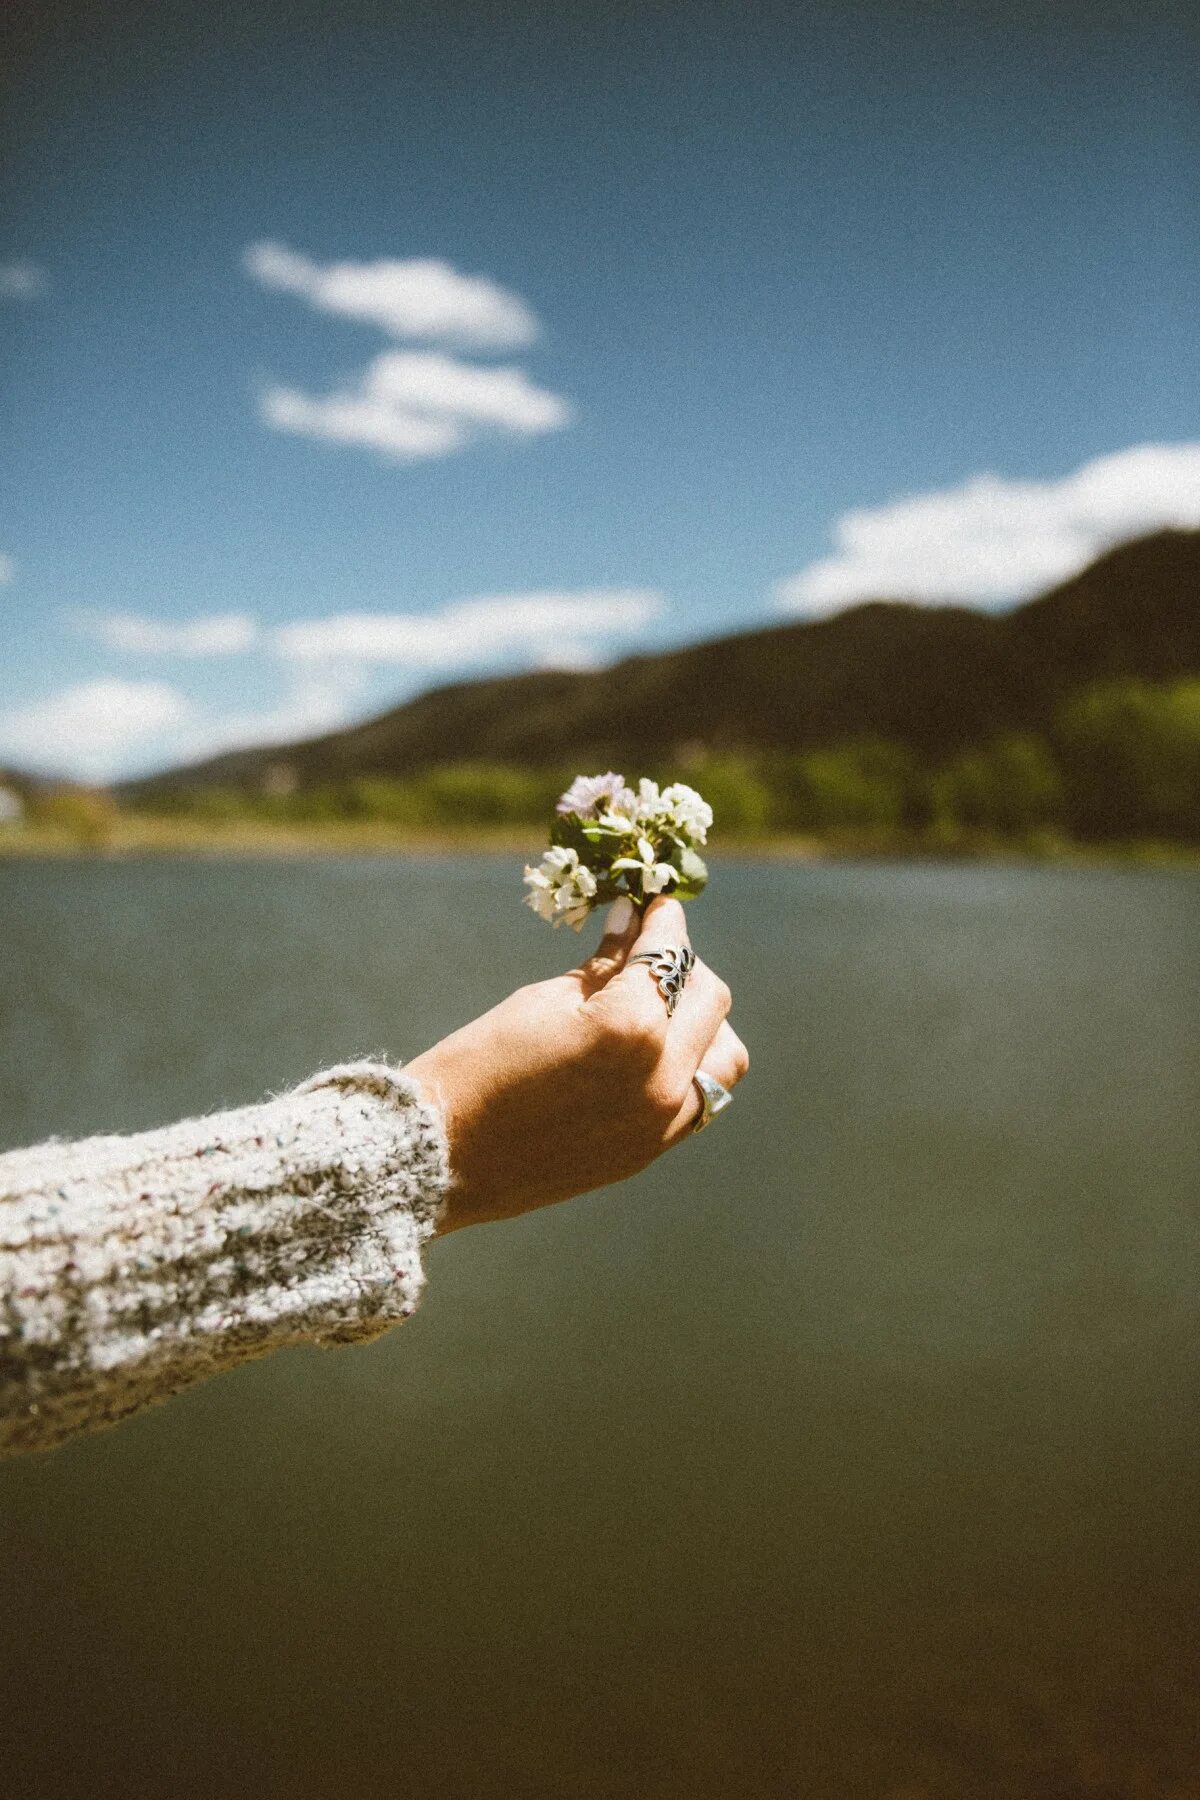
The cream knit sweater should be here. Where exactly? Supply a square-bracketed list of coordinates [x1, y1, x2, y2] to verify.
[0, 1061, 449, 1456]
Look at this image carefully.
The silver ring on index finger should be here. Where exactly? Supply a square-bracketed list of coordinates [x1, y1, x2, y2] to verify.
[627, 945, 695, 1017]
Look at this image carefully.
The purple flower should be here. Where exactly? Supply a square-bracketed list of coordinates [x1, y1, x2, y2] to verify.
[555, 771, 636, 818]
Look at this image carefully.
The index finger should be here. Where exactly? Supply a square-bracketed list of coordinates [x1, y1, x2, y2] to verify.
[604, 894, 692, 1028]
[628, 893, 690, 959]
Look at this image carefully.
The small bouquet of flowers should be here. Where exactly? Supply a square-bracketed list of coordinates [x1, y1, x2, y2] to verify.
[523, 772, 712, 930]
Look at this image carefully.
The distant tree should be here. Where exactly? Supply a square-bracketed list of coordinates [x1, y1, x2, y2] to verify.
[285, 783, 352, 824]
[680, 756, 773, 838]
[30, 788, 118, 847]
[931, 735, 1064, 839]
[1054, 678, 1200, 839]
[767, 741, 917, 835]
[185, 787, 252, 823]
[419, 763, 553, 827]
[345, 777, 430, 827]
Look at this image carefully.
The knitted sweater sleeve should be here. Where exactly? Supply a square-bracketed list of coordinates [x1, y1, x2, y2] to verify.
[0, 1061, 449, 1456]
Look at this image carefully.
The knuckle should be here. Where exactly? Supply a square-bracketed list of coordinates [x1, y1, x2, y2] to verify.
[644, 1075, 687, 1123]
[694, 964, 731, 1017]
[624, 1012, 666, 1063]
[588, 1005, 627, 1048]
[591, 998, 662, 1063]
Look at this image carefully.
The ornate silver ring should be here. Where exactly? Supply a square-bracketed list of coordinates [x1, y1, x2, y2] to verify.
[628, 944, 696, 1017]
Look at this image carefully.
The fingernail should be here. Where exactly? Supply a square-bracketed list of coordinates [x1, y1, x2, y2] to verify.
[603, 896, 635, 936]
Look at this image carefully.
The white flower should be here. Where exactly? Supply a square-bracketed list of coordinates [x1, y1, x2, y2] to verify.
[631, 777, 711, 846]
[525, 770, 711, 928]
[522, 865, 559, 920]
[642, 861, 678, 895]
[593, 806, 637, 833]
[522, 845, 598, 930]
[555, 771, 637, 818]
[612, 833, 679, 898]
[659, 782, 713, 846]
[634, 777, 662, 822]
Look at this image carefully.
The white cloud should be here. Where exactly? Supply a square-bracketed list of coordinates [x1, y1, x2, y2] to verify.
[0, 259, 47, 300]
[17, 588, 658, 779]
[245, 242, 538, 348]
[535, 640, 610, 672]
[273, 588, 661, 667]
[246, 243, 569, 466]
[775, 443, 1200, 616]
[261, 350, 571, 462]
[167, 670, 365, 767]
[0, 668, 362, 782]
[0, 555, 14, 585]
[0, 679, 192, 780]
[77, 611, 259, 656]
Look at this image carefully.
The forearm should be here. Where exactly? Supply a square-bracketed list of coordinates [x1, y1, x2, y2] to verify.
[0, 1061, 448, 1456]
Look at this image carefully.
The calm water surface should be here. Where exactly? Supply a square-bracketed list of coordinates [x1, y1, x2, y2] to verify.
[1, 856, 1198, 1798]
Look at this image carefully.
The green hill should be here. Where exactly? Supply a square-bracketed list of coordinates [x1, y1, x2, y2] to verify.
[125, 529, 1200, 800]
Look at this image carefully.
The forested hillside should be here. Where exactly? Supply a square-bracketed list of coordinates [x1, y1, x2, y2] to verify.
[124, 529, 1200, 802]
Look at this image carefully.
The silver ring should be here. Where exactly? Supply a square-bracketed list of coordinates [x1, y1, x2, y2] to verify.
[628, 945, 695, 1016]
[692, 1069, 733, 1132]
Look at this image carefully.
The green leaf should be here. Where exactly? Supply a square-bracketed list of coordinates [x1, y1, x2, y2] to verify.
[549, 813, 591, 854]
[669, 844, 708, 898]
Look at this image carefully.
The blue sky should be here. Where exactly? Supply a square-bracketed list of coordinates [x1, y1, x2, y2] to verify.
[2, 0, 1198, 778]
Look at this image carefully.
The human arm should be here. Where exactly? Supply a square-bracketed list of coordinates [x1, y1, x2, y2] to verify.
[0, 1062, 447, 1455]
[1, 896, 746, 1456]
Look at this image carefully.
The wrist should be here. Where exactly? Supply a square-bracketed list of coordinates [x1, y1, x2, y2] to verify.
[403, 1049, 473, 1234]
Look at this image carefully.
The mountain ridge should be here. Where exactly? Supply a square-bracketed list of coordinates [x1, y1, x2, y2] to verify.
[124, 529, 1200, 797]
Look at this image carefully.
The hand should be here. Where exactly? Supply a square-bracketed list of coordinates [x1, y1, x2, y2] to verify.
[405, 894, 749, 1233]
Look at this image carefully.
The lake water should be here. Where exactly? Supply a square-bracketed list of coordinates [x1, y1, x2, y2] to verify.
[1, 855, 1198, 1798]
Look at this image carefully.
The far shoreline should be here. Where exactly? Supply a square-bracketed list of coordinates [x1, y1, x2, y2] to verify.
[1, 819, 1197, 871]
